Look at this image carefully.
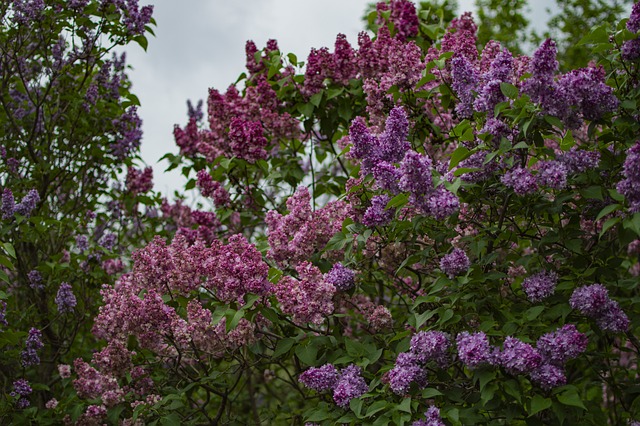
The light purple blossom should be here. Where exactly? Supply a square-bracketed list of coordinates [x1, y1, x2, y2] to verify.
[440, 248, 470, 278]
[456, 331, 496, 369]
[558, 149, 600, 173]
[529, 363, 567, 390]
[2, 189, 15, 220]
[10, 379, 32, 409]
[522, 270, 558, 302]
[332, 364, 368, 408]
[570, 284, 629, 333]
[363, 195, 394, 227]
[536, 161, 568, 189]
[617, 142, 640, 213]
[425, 187, 459, 220]
[299, 364, 339, 392]
[412, 405, 445, 426]
[410, 331, 451, 366]
[629, 2, 640, 33]
[501, 167, 538, 195]
[388, 352, 428, 395]
[55, 282, 77, 314]
[28, 270, 43, 290]
[399, 151, 433, 196]
[21, 328, 43, 367]
[536, 324, 588, 365]
[325, 263, 355, 291]
[14, 189, 40, 217]
[451, 55, 479, 118]
[499, 336, 542, 374]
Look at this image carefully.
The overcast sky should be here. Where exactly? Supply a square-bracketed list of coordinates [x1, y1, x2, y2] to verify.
[125, 0, 554, 198]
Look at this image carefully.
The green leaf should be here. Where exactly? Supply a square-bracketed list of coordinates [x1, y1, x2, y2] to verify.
[449, 146, 470, 170]
[366, 400, 388, 418]
[556, 390, 587, 410]
[525, 306, 545, 321]
[397, 397, 412, 413]
[581, 186, 603, 201]
[500, 82, 518, 99]
[295, 343, 318, 366]
[2, 243, 16, 259]
[599, 216, 621, 238]
[596, 204, 621, 221]
[272, 338, 295, 358]
[529, 395, 552, 416]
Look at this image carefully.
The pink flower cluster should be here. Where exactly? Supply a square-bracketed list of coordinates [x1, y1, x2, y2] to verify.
[125, 166, 153, 195]
[92, 233, 270, 358]
[275, 261, 336, 325]
[266, 186, 350, 268]
[173, 75, 299, 163]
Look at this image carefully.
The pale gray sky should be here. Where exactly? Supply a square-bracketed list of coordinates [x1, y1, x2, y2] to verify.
[126, 0, 555, 198]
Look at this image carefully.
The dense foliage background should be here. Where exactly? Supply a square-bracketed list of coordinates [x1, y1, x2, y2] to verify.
[2, 0, 640, 425]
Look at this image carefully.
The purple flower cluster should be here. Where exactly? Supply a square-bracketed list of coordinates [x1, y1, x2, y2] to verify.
[21, 328, 43, 367]
[617, 141, 640, 212]
[363, 195, 395, 227]
[195, 169, 230, 207]
[536, 161, 568, 190]
[628, 2, 640, 33]
[120, 0, 154, 36]
[570, 284, 629, 332]
[349, 107, 410, 175]
[536, 324, 588, 366]
[333, 364, 369, 408]
[10, 0, 45, 25]
[523, 39, 618, 127]
[300, 364, 368, 408]
[456, 331, 497, 369]
[28, 270, 43, 290]
[528, 324, 586, 390]
[451, 55, 479, 118]
[499, 337, 542, 374]
[55, 282, 77, 314]
[412, 405, 445, 426]
[112, 107, 142, 160]
[474, 49, 514, 115]
[228, 118, 268, 163]
[299, 364, 339, 392]
[125, 166, 154, 195]
[375, 0, 419, 40]
[325, 263, 356, 291]
[501, 167, 538, 195]
[439, 248, 470, 278]
[10, 379, 32, 409]
[388, 352, 428, 394]
[388, 331, 450, 395]
[1, 188, 40, 219]
[522, 270, 558, 302]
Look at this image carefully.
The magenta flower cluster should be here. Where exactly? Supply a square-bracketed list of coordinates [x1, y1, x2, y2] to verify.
[174, 74, 298, 163]
[266, 186, 349, 268]
[274, 262, 336, 325]
[570, 284, 630, 332]
[196, 169, 230, 207]
[299, 363, 368, 408]
[125, 166, 153, 195]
